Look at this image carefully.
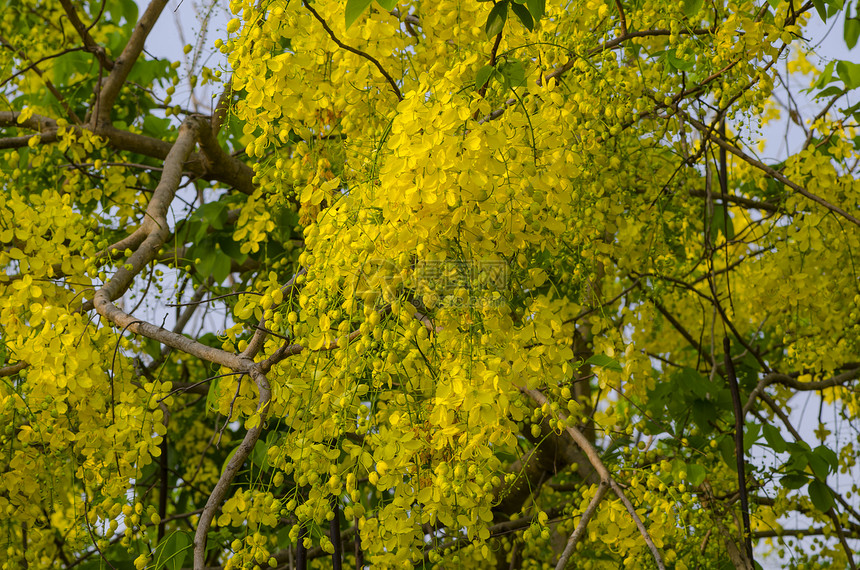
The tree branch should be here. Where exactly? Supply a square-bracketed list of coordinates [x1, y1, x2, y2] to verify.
[193, 365, 271, 569]
[555, 480, 609, 570]
[522, 388, 665, 570]
[0, 112, 255, 194]
[58, 0, 114, 69]
[301, 0, 403, 101]
[94, 0, 169, 125]
[685, 114, 860, 228]
[744, 367, 860, 415]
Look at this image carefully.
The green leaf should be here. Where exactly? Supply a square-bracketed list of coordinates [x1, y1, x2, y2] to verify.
[836, 60, 860, 89]
[815, 84, 847, 99]
[765, 0, 780, 8]
[150, 531, 191, 570]
[743, 422, 761, 452]
[143, 114, 171, 139]
[217, 235, 247, 264]
[762, 424, 787, 453]
[497, 59, 527, 88]
[485, 0, 509, 38]
[813, 445, 839, 471]
[666, 49, 694, 71]
[709, 206, 735, 241]
[345, 0, 373, 29]
[196, 247, 216, 278]
[808, 479, 834, 512]
[785, 442, 810, 471]
[376, 0, 398, 9]
[718, 436, 736, 467]
[682, 0, 705, 18]
[813, 60, 837, 89]
[526, 0, 546, 20]
[687, 463, 707, 486]
[780, 473, 808, 489]
[476, 65, 495, 89]
[691, 399, 717, 430]
[117, 0, 139, 29]
[195, 201, 227, 230]
[677, 367, 711, 397]
[511, 2, 534, 30]
[211, 252, 232, 284]
[812, 0, 827, 21]
[584, 354, 623, 372]
[846, 18, 860, 49]
[205, 377, 221, 413]
[807, 451, 829, 480]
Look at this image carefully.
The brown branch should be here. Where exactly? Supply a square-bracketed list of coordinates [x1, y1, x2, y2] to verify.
[92, 117, 247, 370]
[613, 0, 628, 36]
[743, 367, 860, 415]
[0, 112, 255, 194]
[301, 0, 403, 101]
[827, 507, 859, 570]
[193, 365, 271, 568]
[555, 480, 609, 569]
[0, 133, 56, 149]
[685, 114, 860, 227]
[476, 31, 504, 101]
[724, 337, 754, 565]
[94, 0, 169, 125]
[687, 189, 778, 212]
[58, 0, 114, 69]
[0, 361, 28, 377]
[193, 119, 256, 195]
[240, 269, 307, 360]
[522, 388, 666, 570]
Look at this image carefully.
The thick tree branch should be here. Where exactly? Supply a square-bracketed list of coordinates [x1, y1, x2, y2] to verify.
[94, 0, 169, 125]
[193, 365, 271, 569]
[0, 112, 255, 194]
[92, 117, 247, 370]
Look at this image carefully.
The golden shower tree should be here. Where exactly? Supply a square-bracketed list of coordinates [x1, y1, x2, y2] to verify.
[1, 0, 859, 568]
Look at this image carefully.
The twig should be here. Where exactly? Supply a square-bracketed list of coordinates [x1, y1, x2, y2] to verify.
[744, 368, 860, 415]
[827, 507, 859, 570]
[58, 0, 114, 69]
[685, 114, 860, 227]
[613, 0, 628, 36]
[555, 480, 609, 569]
[522, 388, 665, 570]
[301, 0, 403, 101]
[724, 337, 754, 565]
